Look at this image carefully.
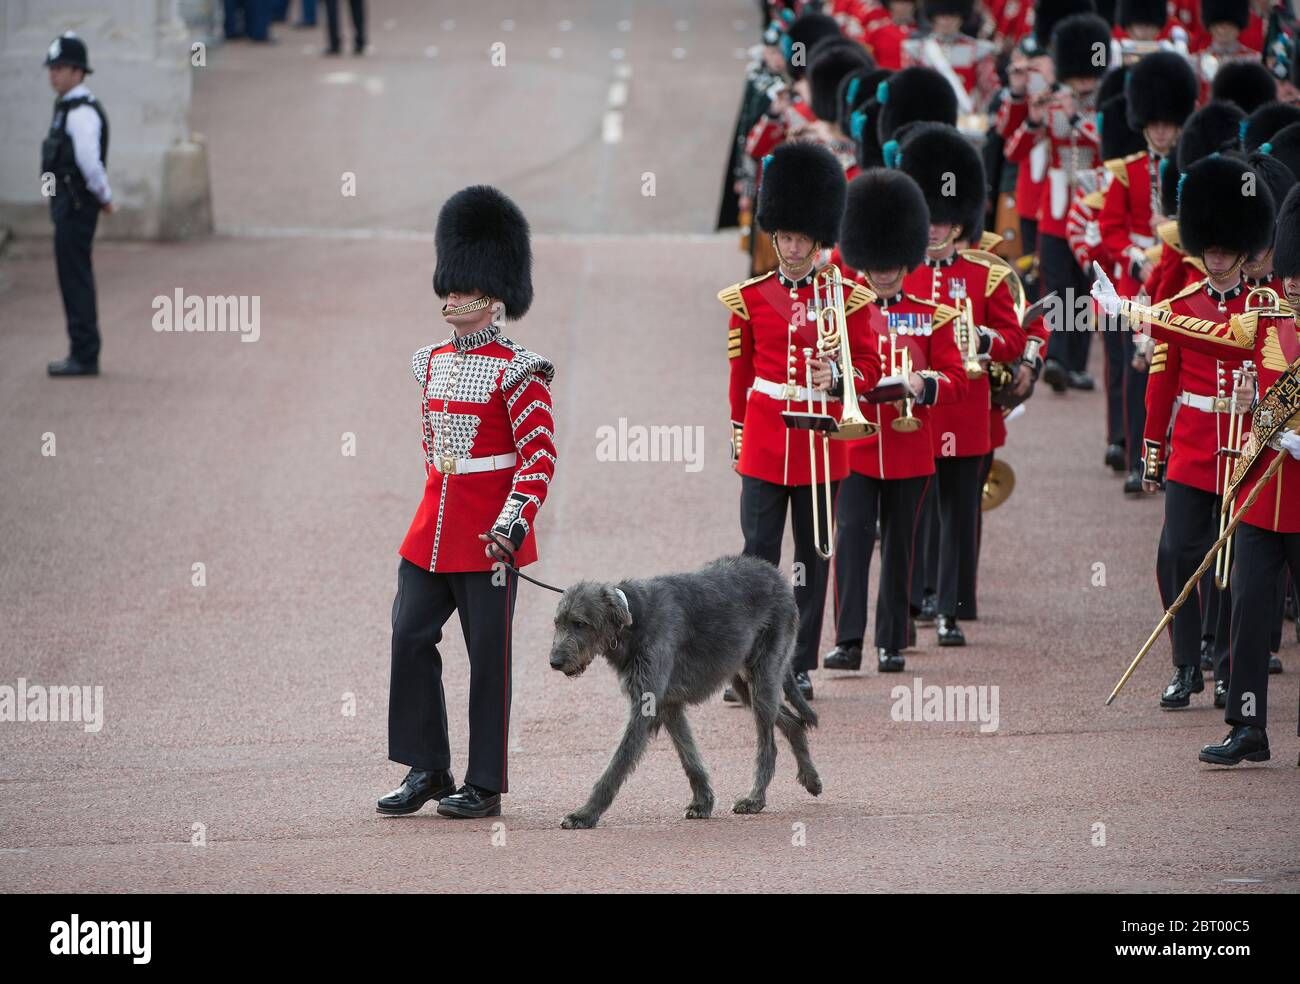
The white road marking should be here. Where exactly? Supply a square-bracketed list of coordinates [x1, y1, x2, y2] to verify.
[602, 110, 623, 144]
[322, 72, 356, 84]
[607, 81, 628, 108]
[672, 47, 686, 60]
[548, 47, 563, 59]
[617, 20, 632, 32]
[559, 19, 573, 31]
[614, 63, 632, 79]
[609, 47, 625, 60]
[424, 46, 438, 58]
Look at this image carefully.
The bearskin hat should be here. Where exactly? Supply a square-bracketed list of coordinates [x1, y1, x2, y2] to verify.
[876, 67, 959, 144]
[1243, 151, 1298, 214]
[1101, 95, 1148, 160]
[1211, 60, 1277, 113]
[1052, 14, 1113, 81]
[1177, 155, 1276, 258]
[1159, 155, 1181, 218]
[1242, 101, 1300, 151]
[1033, 0, 1097, 51]
[839, 67, 890, 135]
[808, 39, 873, 122]
[1126, 52, 1198, 129]
[432, 186, 532, 320]
[840, 169, 931, 272]
[894, 123, 987, 237]
[785, 12, 842, 79]
[1200, 0, 1250, 29]
[852, 98, 886, 169]
[755, 141, 847, 246]
[922, 0, 975, 19]
[1272, 184, 1300, 277]
[1116, 0, 1168, 28]
[1258, 121, 1300, 184]
[1177, 101, 1245, 169]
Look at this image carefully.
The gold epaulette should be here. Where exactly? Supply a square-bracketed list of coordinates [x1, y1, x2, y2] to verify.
[1262, 323, 1291, 371]
[929, 302, 960, 330]
[1104, 151, 1144, 187]
[1156, 220, 1180, 251]
[716, 271, 773, 319]
[1149, 342, 1169, 374]
[959, 249, 1012, 298]
[1166, 278, 1208, 305]
[1082, 190, 1106, 209]
[844, 281, 876, 315]
[977, 230, 1004, 251]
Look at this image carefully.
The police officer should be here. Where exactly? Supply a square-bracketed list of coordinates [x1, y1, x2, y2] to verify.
[42, 33, 113, 377]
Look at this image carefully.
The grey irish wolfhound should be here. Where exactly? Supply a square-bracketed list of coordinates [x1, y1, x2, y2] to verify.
[548, 554, 821, 829]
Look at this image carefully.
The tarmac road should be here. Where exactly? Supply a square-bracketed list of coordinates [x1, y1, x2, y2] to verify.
[0, 1, 1296, 893]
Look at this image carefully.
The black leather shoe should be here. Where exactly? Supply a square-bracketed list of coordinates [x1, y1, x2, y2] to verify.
[376, 767, 455, 815]
[437, 783, 502, 818]
[936, 614, 966, 646]
[878, 648, 905, 672]
[824, 644, 862, 671]
[1043, 358, 1068, 394]
[722, 685, 740, 704]
[47, 358, 98, 377]
[1213, 678, 1228, 708]
[1160, 665, 1204, 709]
[916, 593, 938, 625]
[1200, 637, 1213, 673]
[1199, 725, 1270, 765]
[1104, 443, 1126, 471]
[1068, 370, 1095, 390]
[1268, 654, 1283, 674]
[793, 671, 814, 700]
[1123, 469, 1144, 495]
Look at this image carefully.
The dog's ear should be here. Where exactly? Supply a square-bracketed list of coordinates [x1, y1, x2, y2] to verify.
[604, 585, 633, 630]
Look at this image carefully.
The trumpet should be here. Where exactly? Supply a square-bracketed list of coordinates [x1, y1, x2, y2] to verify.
[948, 278, 985, 379]
[889, 330, 924, 433]
[1215, 360, 1254, 590]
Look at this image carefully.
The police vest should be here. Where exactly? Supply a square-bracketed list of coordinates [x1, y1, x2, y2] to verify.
[41, 95, 109, 205]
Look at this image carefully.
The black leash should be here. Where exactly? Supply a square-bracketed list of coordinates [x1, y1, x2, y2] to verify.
[496, 544, 566, 594]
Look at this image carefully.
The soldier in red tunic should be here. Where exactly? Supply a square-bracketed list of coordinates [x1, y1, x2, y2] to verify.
[378, 186, 557, 819]
[1135, 157, 1274, 711]
[721, 141, 883, 700]
[1094, 183, 1300, 766]
[825, 168, 967, 673]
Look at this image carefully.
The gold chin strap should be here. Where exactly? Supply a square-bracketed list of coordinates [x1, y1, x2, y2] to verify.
[931, 226, 962, 252]
[442, 296, 492, 317]
[772, 234, 818, 278]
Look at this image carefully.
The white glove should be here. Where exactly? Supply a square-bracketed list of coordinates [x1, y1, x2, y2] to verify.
[1090, 262, 1122, 317]
[1279, 430, 1300, 461]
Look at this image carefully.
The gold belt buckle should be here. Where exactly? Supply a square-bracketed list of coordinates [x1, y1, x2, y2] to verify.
[781, 383, 799, 400]
[440, 456, 457, 475]
[1213, 397, 1228, 413]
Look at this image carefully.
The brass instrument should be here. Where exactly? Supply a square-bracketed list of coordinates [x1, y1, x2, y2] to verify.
[888, 329, 924, 433]
[804, 347, 834, 559]
[981, 458, 1016, 511]
[1214, 360, 1253, 590]
[949, 278, 985, 380]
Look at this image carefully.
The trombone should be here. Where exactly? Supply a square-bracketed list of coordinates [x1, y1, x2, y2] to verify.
[1214, 360, 1253, 590]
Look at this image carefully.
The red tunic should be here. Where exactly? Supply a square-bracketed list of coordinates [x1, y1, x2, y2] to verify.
[1004, 113, 1101, 238]
[399, 327, 557, 573]
[903, 252, 1026, 458]
[723, 269, 884, 486]
[1100, 151, 1168, 298]
[995, 98, 1045, 225]
[1145, 304, 1300, 533]
[1143, 281, 1249, 495]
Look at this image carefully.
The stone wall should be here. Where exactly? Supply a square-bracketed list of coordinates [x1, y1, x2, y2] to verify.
[0, 0, 212, 240]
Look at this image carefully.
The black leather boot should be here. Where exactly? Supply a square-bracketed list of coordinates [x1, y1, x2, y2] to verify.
[1104, 443, 1125, 471]
[1198, 725, 1270, 765]
[1160, 665, 1204, 709]
[877, 648, 905, 672]
[1268, 654, 1283, 674]
[47, 357, 98, 377]
[824, 644, 862, 671]
[1213, 678, 1228, 708]
[1123, 469, 1144, 495]
[916, 593, 938, 625]
[437, 783, 502, 818]
[793, 670, 814, 700]
[936, 614, 966, 646]
[376, 767, 456, 815]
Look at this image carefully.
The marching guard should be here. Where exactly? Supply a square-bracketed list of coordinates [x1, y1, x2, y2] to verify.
[897, 123, 1026, 641]
[379, 186, 558, 819]
[721, 141, 883, 700]
[826, 168, 967, 673]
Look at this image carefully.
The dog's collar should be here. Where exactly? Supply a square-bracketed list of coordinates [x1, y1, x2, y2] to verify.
[614, 587, 632, 625]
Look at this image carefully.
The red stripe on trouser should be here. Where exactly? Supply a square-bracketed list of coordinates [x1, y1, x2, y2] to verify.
[501, 570, 513, 792]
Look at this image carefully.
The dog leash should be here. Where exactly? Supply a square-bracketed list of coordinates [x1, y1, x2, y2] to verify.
[496, 544, 566, 594]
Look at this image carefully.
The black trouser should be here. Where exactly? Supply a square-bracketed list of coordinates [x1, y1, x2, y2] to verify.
[1019, 218, 1039, 304]
[1157, 480, 1221, 668]
[933, 455, 983, 619]
[324, 0, 365, 48]
[911, 482, 938, 606]
[1226, 525, 1300, 729]
[833, 471, 928, 651]
[52, 203, 101, 365]
[1039, 232, 1092, 373]
[740, 475, 835, 672]
[1123, 332, 1148, 470]
[388, 558, 517, 793]
[1102, 319, 1125, 445]
[1213, 577, 1232, 682]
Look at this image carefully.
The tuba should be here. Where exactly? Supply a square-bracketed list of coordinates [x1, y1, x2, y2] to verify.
[981, 458, 1016, 510]
[779, 265, 879, 558]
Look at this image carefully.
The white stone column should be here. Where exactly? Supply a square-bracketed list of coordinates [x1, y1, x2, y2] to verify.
[0, 0, 212, 239]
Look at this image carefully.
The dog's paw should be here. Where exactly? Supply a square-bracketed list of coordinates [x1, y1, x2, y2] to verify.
[560, 812, 597, 829]
[684, 799, 714, 820]
[731, 796, 766, 815]
[797, 768, 822, 796]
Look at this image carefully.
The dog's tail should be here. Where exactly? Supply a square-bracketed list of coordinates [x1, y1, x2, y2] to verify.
[782, 671, 819, 729]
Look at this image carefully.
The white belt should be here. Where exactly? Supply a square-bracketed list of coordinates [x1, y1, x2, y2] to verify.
[753, 376, 821, 404]
[433, 451, 517, 476]
[1178, 391, 1231, 414]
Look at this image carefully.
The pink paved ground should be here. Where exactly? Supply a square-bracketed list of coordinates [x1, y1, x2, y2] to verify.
[0, 1, 1296, 893]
